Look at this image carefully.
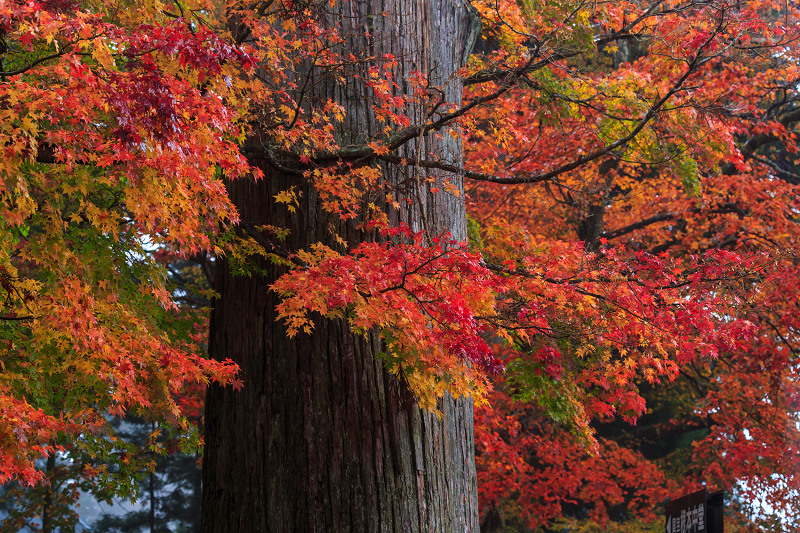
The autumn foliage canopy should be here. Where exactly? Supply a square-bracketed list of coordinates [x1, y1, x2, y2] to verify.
[2, 0, 800, 529]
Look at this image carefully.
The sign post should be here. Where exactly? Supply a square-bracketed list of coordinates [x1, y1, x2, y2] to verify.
[665, 489, 723, 533]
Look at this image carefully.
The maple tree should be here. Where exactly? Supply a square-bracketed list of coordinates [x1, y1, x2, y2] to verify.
[465, 0, 800, 530]
[3, 0, 800, 530]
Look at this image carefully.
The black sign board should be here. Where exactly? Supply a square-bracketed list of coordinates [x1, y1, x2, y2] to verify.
[665, 489, 723, 533]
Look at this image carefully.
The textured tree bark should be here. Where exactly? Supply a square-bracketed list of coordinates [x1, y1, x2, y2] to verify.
[201, 1, 479, 531]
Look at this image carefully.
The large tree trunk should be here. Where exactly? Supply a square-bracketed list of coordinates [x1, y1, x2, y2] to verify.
[201, 1, 479, 531]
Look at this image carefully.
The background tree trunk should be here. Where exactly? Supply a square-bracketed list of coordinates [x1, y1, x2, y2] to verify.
[201, 1, 479, 531]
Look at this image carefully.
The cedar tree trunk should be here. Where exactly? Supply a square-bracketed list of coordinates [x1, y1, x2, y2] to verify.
[201, 1, 479, 531]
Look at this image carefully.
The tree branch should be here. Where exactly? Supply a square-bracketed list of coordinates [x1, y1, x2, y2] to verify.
[238, 221, 307, 268]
